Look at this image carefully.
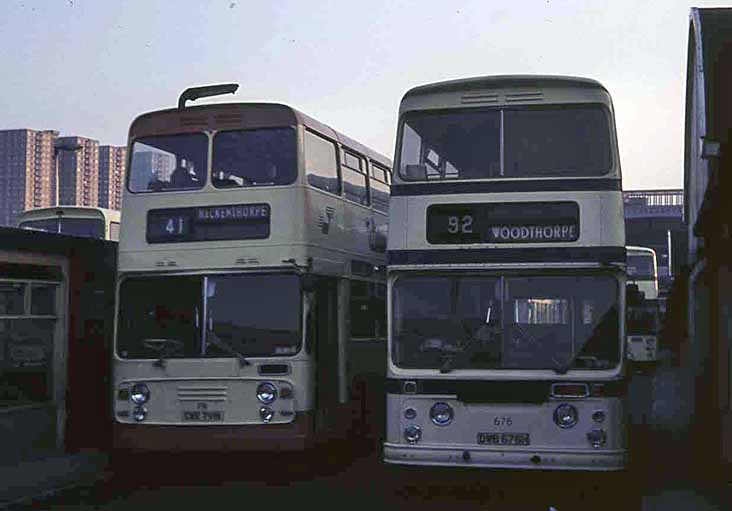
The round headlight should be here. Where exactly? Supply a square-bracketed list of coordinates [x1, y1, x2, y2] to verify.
[430, 402, 454, 426]
[553, 404, 579, 429]
[404, 425, 421, 443]
[259, 406, 275, 423]
[132, 406, 147, 422]
[256, 382, 277, 404]
[130, 384, 150, 404]
[404, 408, 417, 420]
[592, 410, 606, 424]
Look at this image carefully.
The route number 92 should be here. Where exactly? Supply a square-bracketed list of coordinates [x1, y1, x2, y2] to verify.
[493, 416, 513, 426]
[447, 214, 474, 234]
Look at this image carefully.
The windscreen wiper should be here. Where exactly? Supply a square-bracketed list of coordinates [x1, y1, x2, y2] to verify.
[207, 331, 251, 367]
[142, 338, 184, 369]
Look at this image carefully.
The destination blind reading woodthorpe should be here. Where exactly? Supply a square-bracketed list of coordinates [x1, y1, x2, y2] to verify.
[426, 201, 580, 244]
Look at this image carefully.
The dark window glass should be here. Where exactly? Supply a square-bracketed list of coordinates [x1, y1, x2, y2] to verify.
[58, 218, 105, 239]
[19, 219, 58, 233]
[206, 274, 301, 357]
[399, 110, 500, 180]
[30, 284, 56, 315]
[399, 106, 613, 180]
[343, 151, 362, 171]
[342, 167, 369, 205]
[350, 281, 386, 339]
[116, 276, 202, 359]
[392, 274, 618, 371]
[305, 131, 340, 194]
[504, 106, 612, 177]
[627, 254, 656, 279]
[370, 179, 390, 213]
[0, 318, 55, 405]
[129, 134, 208, 192]
[212, 128, 297, 188]
[0, 283, 25, 315]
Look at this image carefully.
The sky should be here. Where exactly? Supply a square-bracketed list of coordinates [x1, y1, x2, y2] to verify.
[0, 0, 727, 190]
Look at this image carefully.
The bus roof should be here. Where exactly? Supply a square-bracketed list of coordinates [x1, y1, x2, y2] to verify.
[19, 206, 119, 220]
[402, 75, 607, 100]
[129, 102, 392, 169]
[627, 246, 656, 255]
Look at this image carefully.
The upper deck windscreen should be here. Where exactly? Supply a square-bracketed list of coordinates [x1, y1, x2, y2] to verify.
[212, 128, 297, 187]
[398, 105, 613, 181]
[129, 133, 208, 192]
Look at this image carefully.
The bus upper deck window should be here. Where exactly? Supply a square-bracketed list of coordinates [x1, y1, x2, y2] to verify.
[212, 128, 297, 188]
[129, 133, 208, 193]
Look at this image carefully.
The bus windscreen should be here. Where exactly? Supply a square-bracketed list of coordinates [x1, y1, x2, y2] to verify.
[391, 273, 619, 371]
[129, 134, 208, 192]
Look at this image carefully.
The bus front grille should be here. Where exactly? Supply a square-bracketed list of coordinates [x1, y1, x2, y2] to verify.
[177, 385, 228, 402]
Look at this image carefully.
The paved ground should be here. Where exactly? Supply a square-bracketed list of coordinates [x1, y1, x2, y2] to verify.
[4, 442, 727, 511]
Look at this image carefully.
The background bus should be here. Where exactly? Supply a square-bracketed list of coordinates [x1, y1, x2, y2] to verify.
[626, 246, 658, 301]
[112, 85, 391, 460]
[384, 75, 628, 477]
[17, 206, 121, 241]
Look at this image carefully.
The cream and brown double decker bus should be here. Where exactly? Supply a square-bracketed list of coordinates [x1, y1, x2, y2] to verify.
[384, 76, 628, 474]
[112, 84, 391, 457]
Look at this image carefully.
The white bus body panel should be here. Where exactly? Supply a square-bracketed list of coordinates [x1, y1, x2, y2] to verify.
[384, 394, 626, 470]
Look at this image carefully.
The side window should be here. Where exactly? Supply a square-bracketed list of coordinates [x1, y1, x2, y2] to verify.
[370, 162, 391, 213]
[109, 222, 120, 241]
[305, 131, 340, 195]
[341, 150, 369, 206]
[350, 281, 386, 340]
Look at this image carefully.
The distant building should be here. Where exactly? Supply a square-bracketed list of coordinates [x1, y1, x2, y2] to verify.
[98, 145, 126, 210]
[129, 151, 174, 191]
[623, 189, 686, 290]
[0, 129, 58, 226]
[57, 136, 99, 207]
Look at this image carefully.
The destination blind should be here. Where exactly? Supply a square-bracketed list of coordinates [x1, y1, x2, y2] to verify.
[426, 201, 579, 244]
[147, 203, 270, 243]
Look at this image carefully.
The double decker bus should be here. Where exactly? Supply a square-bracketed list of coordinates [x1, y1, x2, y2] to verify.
[17, 206, 121, 241]
[112, 84, 391, 456]
[384, 76, 627, 473]
[626, 246, 659, 301]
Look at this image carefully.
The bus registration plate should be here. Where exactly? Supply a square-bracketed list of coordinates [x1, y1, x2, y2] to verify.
[477, 432, 530, 446]
[182, 411, 224, 422]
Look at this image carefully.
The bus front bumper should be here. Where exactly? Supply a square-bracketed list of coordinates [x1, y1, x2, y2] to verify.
[113, 412, 314, 453]
[383, 442, 627, 471]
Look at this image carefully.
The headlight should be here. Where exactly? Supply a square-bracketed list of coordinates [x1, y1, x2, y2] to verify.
[587, 428, 607, 448]
[404, 425, 421, 443]
[553, 403, 579, 429]
[259, 406, 274, 422]
[132, 406, 147, 422]
[256, 382, 277, 404]
[430, 402, 454, 426]
[130, 384, 150, 404]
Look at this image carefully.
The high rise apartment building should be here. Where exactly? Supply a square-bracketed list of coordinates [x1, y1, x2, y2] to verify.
[98, 145, 127, 210]
[0, 129, 58, 226]
[57, 136, 99, 207]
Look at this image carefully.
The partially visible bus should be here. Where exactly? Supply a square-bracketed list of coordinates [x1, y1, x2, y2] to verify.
[112, 84, 391, 457]
[626, 285, 661, 364]
[17, 206, 121, 241]
[626, 246, 658, 300]
[384, 75, 628, 475]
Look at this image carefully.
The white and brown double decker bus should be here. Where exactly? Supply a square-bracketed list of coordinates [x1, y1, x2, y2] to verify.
[383, 76, 628, 473]
[112, 84, 391, 457]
